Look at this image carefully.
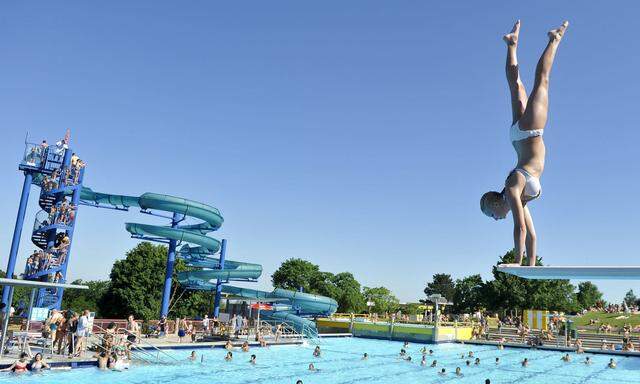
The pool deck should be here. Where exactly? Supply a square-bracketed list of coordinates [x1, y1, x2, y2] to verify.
[460, 339, 640, 357]
[0, 333, 312, 369]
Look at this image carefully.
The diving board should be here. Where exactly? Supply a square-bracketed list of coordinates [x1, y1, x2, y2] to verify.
[496, 265, 640, 280]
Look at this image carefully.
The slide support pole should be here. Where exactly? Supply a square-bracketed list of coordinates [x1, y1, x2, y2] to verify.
[160, 212, 181, 318]
[2, 173, 32, 305]
[213, 239, 227, 318]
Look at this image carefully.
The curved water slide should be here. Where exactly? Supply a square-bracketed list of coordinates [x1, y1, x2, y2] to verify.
[79, 187, 337, 333]
[178, 274, 338, 333]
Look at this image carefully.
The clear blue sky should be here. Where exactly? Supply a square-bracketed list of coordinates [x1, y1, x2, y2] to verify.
[1, 1, 638, 303]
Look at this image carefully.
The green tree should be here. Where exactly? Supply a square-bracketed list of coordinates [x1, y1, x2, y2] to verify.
[61, 279, 110, 316]
[271, 259, 365, 313]
[99, 242, 211, 320]
[362, 286, 399, 314]
[452, 274, 485, 314]
[483, 250, 577, 313]
[332, 272, 365, 313]
[624, 290, 638, 307]
[576, 282, 603, 310]
[272, 258, 321, 292]
[424, 274, 455, 302]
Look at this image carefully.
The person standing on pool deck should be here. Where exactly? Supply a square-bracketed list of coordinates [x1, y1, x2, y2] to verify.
[481, 20, 569, 266]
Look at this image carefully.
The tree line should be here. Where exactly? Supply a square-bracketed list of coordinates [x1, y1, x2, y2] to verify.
[54, 244, 614, 320]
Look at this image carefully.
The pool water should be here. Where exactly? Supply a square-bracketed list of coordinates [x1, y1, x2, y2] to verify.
[2, 338, 640, 384]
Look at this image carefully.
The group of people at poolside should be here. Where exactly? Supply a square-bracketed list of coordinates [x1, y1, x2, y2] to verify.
[42, 309, 93, 357]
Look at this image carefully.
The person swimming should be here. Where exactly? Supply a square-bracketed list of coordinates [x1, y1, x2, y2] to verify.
[584, 356, 592, 365]
[468, 351, 474, 358]
[608, 358, 616, 369]
[455, 367, 463, 376]
[430, 360, 437, 367]
[421, 356, 427, 366]
[495, 357, 500, 364]
[362, 353, 368, 360]
[313, 346, 321, 357]
[475, 357, 481, 365]
[466, 360, 471, 366]
[188, 351, 197, 361]
[225, 351, 233, 361]
[308, 363, 318, 371]
[439, 368, 447, 376]
[399, 348, 406, 357]
[561, 353, 571, 362]
[249, 354, 256, 364]
[481, 20, 570, 266]
[521, 358, 529, 367]
[242, 341, 250, 352]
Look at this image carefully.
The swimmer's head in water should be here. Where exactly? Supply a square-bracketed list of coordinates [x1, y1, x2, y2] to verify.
[481, 191, 509, 220]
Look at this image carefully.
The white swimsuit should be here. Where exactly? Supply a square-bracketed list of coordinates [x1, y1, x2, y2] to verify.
[509, 121, 543, 200]
[510, 121, 543, 142]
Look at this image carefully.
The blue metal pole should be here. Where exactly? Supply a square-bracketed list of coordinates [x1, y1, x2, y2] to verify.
[213, 239, 227, 318]
[2, 173, 32, 305]
[160, 212, 181, 318]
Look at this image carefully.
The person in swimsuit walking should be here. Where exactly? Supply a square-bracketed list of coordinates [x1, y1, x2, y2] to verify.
[481, 20, 569, 266]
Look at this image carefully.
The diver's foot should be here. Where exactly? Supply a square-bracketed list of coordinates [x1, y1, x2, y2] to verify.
[503, 20, 521, 46]
[548, 21, 569, 42]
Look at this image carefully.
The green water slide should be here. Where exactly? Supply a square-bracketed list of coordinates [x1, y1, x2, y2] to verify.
[79, 187, 263, 281]
[78, 187, 337, 333]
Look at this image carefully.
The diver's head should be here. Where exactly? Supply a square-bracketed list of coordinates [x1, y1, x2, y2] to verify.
[480, 191, 509, 220]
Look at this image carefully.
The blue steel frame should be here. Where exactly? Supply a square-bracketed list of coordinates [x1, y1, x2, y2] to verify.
[213, 238, 227, 318]
[4, 143, 84, 310]
[1, 173, 33, 306]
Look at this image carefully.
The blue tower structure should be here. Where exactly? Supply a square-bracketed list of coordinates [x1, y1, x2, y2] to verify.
[3, 138, 84, 309]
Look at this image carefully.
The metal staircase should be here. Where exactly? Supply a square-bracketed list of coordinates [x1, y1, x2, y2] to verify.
[18, 143, 85, 310]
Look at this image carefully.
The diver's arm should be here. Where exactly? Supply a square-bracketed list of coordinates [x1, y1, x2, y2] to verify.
[523, 206, 537, 266]
[505, 187, 526, 264]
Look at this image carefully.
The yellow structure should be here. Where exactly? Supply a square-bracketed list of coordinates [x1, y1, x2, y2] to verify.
[316, 317, 474, 343]
[523, 309, 549, 330]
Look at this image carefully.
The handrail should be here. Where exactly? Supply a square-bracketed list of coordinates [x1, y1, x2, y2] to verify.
[91, 324, 160, 364]
[93, 329, 158, 365]
[117, 327, 180, 363]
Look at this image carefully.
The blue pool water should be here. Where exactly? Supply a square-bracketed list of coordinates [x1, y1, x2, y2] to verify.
[2, 338, 640, 384]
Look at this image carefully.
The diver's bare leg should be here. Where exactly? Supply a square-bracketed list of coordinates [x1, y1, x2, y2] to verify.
[504, 20, 527, 124]
[519, 21, 569, 131]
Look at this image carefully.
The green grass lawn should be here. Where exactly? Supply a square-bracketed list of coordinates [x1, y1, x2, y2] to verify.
[573, 311, 640, 329]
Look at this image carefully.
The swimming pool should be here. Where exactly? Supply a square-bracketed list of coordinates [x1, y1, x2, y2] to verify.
[2, 338, 639, 384]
